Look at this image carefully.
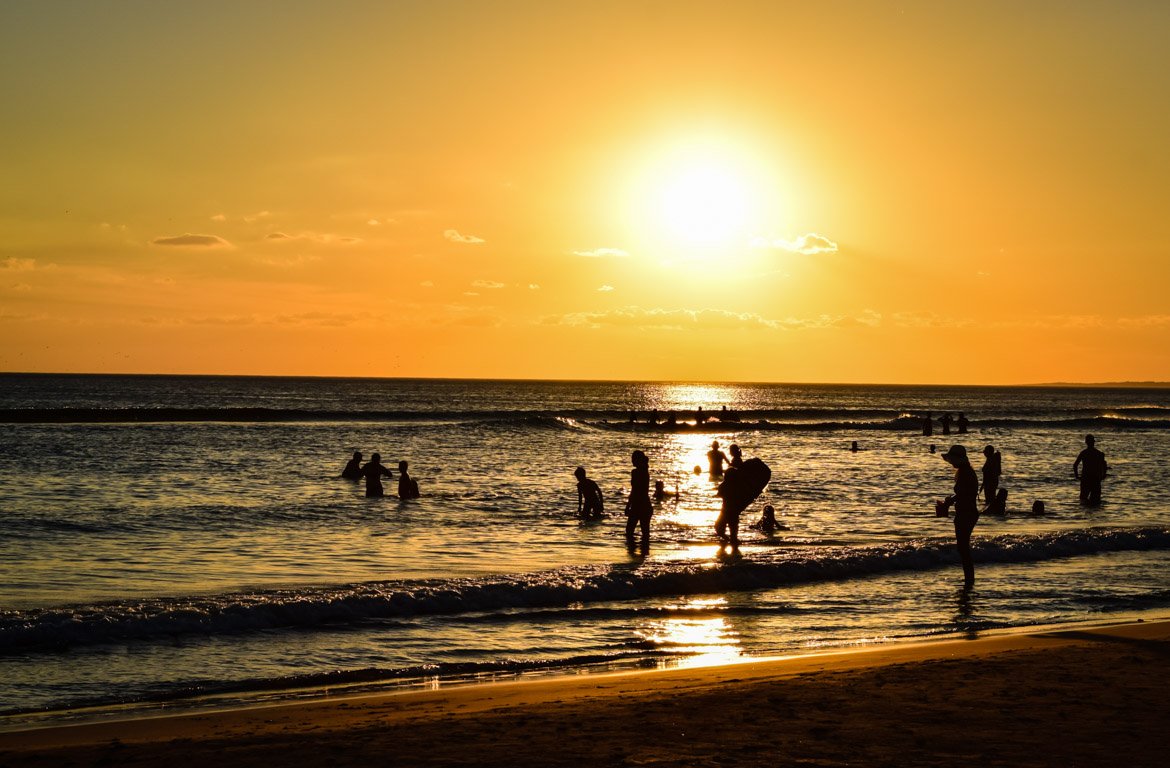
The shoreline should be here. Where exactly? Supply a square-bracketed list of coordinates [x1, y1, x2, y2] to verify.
[3, 611, 1161, 733]
[3, 617, 1169, 766]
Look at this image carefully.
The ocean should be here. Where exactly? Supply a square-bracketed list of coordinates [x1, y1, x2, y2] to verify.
[2, 374, 1169, 727]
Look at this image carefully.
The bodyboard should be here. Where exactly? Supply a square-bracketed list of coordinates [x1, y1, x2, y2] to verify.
[718, 457, 771, 516]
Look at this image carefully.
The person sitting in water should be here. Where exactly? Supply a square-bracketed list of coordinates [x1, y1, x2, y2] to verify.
[398, 460, 420, 500]
[360, 453, 393, 498]
[341, 451, 363, 480]
[653, 479, 678, 503]
[1031, 499, 1046, 515]
[750, 504, 779, 535]
[575, 466, 604, 519]
[708, 441, 729, 476]
[728, 444, 744, 469]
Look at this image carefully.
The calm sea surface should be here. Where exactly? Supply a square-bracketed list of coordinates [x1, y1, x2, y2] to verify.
[2, 374, 1169, 725]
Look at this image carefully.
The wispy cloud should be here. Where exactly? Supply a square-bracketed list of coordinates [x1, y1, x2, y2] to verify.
[242, 210, 271, 224]
[2, 257, 36, 271]
[598, 285, 615, 292]
[444, 229, 485, 244]
[151, 233, 232, 248]
[555, 306, 781, 331]
[528, 284, 541, 290]
[265, 232, 362, 245]
[471, 280, 505, 289]
[210, 213, 227, 222]
[752, 233, 839, 255]
[573, 247, 629, 258]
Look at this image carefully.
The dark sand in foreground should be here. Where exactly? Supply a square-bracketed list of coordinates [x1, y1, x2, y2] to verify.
[2, 619, 1168, 767]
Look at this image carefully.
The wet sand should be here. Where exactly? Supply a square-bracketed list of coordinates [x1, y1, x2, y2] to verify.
[2, 618, 1167, 767]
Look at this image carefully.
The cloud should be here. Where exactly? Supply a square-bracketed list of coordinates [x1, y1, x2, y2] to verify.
[598, 285, 615, 292]
[573, 247, 629, 258]
[528, 284, 541, 290]
[752, 233, 839, 255]
[151, 233, 232, 248]
[471, 280, 505, 289]
[2, 257, 36, 271]
[242, 210, 271, 223]
[210, 213, 227, 222]
[265, 232, 362, 245]
[444, 229, 485, 244]
[420, 280, 434, 287]
[555, 306, 783, 331]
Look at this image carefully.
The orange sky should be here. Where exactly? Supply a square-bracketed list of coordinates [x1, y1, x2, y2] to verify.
[2, 1, 1169, 383]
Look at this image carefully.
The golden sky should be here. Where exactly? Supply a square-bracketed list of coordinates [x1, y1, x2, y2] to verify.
[2, 1, 1168, 383]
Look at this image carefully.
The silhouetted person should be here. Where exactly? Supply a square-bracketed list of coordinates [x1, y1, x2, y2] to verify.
[360, 452, 392, 498]
[625, 450, 652, 551]
[930, 444, 937, 454]
[708, 441, 729, 476]
[341, 451, 363, 480]
[750, 504, 779, 535]
[653, 480, 677, 503]
[1031, 499, 1046, 515]
[922, 411, 933, 436]
[938, 445, 980, 588]
[728, 443, 744, 469]
[957, 413, 969, 434]
[665, 411, 677, 426]
[981, 445, 1002, 507]
[850, 440, 859, 453]
[575, 466, 603, 519]
[649, 408, 659, 425]
[696, 406, 707, 424]
[398, 460, 420, 500]
[939, 412, 953, 436]
[628, 410, 636, 424]
[1073, 434, 1108, 505]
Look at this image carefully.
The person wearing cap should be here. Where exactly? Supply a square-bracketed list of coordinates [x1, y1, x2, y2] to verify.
[939, 444, 980, 588]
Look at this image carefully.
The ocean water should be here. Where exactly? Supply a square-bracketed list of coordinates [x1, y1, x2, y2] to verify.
[1, 374, 1169, 726]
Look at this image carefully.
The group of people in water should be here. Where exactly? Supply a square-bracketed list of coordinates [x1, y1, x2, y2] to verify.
[341, 429, 1111, 590]
[936, 433, 1109, 588]
[340, 451, 420, 500]
[922, 411, 970, 436]
[576, 440, 770, 555]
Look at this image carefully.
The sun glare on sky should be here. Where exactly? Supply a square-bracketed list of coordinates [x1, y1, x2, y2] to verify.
[623, 134, 776, 259]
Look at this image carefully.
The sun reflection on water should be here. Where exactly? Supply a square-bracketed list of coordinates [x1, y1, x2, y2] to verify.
[637, 597, 744, 668]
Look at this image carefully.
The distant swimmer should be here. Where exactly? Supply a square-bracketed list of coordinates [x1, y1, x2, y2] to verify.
[398, 460, 420, 500]
[1031, 500, 1046, 515]
[696, 406, 707, 424]
[341, 451, 363, 480]
[728, 443, 744, 469]
[360, 452, 393, 498]
[574, 466, 604, 519]
[708, 441, 729, 476]
[922, 411, 934, 437]
[937, 445, 980, 589]
[750, 504, 779, 535]
[981, 445, 1002, 507]
[1073, 434, 1109, 505]
[957, 413, 969, 434]
[850, 440, 859, 453]
[624, 450, 652, 552]
[939, 412, 953, 436]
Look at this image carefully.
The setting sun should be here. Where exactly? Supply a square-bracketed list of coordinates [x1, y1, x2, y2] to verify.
[656, 161, 752, 248]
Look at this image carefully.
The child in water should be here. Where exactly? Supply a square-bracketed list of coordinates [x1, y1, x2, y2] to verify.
[750, 504, 780, 535]
[574, 466, 604, 519]
[653, 480, 677, 503]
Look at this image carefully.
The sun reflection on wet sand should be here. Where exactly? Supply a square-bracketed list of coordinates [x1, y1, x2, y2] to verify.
[636, 597, 744, 668]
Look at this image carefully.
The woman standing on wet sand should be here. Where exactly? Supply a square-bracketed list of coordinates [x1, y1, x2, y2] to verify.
[625, 450, 652, 552]
[938, 445, 980, 588]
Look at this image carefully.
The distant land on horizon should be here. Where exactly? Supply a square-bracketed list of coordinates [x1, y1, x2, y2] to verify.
[1, 371, 1169, 389]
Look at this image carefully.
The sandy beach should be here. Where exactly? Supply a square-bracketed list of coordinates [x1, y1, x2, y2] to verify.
[2, 618, 1167, 767]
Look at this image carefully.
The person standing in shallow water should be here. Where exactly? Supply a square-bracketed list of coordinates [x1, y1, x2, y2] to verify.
[707, 441, 729, 476]
[938, 445, 980, 588]
[398, 460, 420, 499]
[624, 450, 652, 552]
[360, 452, 393, 498]
[1074, 434, 1109, 505]
[981, 445, 1002, 507]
